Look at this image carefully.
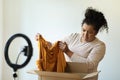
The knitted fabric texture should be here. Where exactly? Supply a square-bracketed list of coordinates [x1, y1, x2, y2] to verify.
[36, 35, 66, 72]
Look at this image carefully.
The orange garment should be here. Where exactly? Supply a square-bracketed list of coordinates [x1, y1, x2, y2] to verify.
[36, 35, 66, 72]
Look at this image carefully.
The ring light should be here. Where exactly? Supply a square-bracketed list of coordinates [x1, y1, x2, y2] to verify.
[4, 33, 33, 72]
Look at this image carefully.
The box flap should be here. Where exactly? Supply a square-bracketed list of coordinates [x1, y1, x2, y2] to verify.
[82, 71, 100, 79]
[28, 70, 85, 79]
[27, 70, 100, 79]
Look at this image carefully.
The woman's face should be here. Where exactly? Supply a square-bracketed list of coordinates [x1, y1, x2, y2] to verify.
[81, 23, 97, 42]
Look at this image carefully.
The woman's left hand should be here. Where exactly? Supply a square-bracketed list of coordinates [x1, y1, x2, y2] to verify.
[59, 41, 68, 52]
[59, 41, 73, 57]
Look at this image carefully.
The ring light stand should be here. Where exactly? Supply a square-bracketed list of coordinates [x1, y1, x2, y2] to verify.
[4, 33, 33, 80]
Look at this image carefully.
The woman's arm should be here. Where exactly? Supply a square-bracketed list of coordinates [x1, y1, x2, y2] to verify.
[70, 43, 106, 70]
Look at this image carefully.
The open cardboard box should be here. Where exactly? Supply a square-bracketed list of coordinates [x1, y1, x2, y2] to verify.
[28, 62, 100, 80]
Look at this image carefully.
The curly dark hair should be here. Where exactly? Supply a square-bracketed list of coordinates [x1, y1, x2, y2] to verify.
[82, 7, 108, 33]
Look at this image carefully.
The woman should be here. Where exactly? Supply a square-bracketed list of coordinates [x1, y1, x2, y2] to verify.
[36, 7, 108, 80]
[59, 7, 108, 80]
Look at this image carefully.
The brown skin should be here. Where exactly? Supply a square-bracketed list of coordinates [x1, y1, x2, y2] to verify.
[81, 23, 97, 42]
[35, 33, 40, 41]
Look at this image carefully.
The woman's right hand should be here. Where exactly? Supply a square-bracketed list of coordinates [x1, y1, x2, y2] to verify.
[35, 33, 52, 48]
[35, 33, 41, 41]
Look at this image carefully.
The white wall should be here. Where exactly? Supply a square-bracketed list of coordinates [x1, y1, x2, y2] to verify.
[1, 0, 120, 80]
[0, 0, 3, 80]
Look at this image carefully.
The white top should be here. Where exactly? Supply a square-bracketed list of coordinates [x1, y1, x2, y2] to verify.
[62, 33, 106, 73]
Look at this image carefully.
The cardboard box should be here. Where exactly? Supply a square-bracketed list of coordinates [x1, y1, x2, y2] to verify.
[28, 62, 100, 80]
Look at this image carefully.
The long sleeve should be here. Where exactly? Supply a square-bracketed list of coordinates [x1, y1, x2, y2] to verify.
[70, 42, 105, 71]
[62, 33, 106, 72]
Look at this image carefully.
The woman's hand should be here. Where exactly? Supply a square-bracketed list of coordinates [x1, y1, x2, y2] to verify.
[35, 33, 52, 48]
[59, 41, 68, 52]
[59, 41, 73, 57]
[35, 33, 41, 41]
